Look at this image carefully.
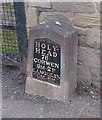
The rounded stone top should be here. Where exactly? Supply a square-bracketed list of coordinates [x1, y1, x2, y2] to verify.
[30, 18, 77, 38]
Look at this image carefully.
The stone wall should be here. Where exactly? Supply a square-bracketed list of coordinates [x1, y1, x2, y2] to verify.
[25, 2, 100, 89]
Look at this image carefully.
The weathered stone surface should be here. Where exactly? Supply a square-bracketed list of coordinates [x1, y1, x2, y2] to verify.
[73, 13, 100, 28]
[78, 35, 87, 46]
[28, 1, 51, 8]
[77, 28, 87, 46]
[78, 64, 92, 86]
[39, 12, 72, 24]
[100, 2, 102, 13]
[51, 2, 96, 13]
[85, 28, 100, 49]
[92, 82, 100, 89]
[25, 2, 100, 89]
[39, 12, 76, 23]
[90, 67, 100, 83]
[78, 47, 100, 68]
[39, 12, 100, 49]
[26, 18, 78, 102]
[77, 47, 100, 86]
[75, 27, 87, 36]
[95, 2, 101, 13]
[26, 7, 38, 28]
[78, 28, 100, 49]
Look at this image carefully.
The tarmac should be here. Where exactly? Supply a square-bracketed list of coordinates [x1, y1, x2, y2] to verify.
[2, 65, 100, 118]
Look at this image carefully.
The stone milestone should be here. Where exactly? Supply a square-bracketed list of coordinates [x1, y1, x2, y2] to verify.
[25, 18, 78, 102]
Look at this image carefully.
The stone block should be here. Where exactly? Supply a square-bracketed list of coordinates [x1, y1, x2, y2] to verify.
[90, 67, 100, 83]
[85, 28, 100, 49]
[26, 7, 38, 28]
[39, 12, 100, 49]
[78, 63, 100, 86]
[96, 2, 101, 13]
[38, 12, 99, 49]
[77, 47, 100, 86]
[25, 18, 78, 102]
[51, 2, 96, 13]
[77, 64, 92, 86]
[100, 2, 102, 13]
[73, 13, 100, 28]
[77, 28, 100, 49]
[78, 36, 86, 46]
[74, 27, 87, 36]
[39, 12, 72, 24]
[78, 47, 100, 68]
[28, 1, 51, 8]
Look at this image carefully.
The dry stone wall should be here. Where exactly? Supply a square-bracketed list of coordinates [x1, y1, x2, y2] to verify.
[25, 2, 100, 89]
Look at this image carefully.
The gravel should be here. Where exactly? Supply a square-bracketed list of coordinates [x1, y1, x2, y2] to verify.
[2, 65, 100, 118]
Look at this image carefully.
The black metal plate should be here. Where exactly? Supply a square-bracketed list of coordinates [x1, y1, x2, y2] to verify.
[33, 39, 61, 86]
